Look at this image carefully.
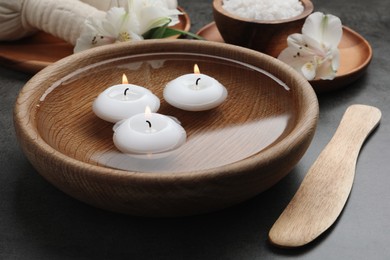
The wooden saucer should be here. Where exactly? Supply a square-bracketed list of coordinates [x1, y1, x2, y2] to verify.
[197, 22, 372, 93]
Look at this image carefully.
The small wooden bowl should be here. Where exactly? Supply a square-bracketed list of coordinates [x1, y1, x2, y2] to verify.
[14, 39, 318, 217]
[213, 0, 314, 57]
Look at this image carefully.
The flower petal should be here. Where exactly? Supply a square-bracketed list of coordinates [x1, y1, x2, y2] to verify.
[320, 14, 343, 47]
[314, 48, 340, 80]
[105, 7, 127, 31]
[302, 34, 327, 56]
[287, 33, 318, 57]
[315, 60, 337, 80]
[287, 33, 305, 48]
[302, 12, 325, 43]
[278, 47, 313, 72]
[302, 12, 342, 47]
[330, 46, 340, 72]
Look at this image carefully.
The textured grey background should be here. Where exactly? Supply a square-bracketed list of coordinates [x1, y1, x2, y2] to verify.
[1, 0, 390, 259]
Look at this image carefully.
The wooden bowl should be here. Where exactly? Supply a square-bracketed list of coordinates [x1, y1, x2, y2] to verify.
[14, 39, 318, 217]
[213, 0, 314, 57]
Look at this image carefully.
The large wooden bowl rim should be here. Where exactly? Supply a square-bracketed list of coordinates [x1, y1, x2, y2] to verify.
[14, 39, 318, 185]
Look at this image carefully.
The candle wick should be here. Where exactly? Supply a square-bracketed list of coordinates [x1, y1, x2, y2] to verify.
[196, 78, 201, 86]
[146, 120, 152, 128]
[124, 88, 129, 96]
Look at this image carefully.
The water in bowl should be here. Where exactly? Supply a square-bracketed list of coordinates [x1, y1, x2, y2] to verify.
[37, 52, 295, 173]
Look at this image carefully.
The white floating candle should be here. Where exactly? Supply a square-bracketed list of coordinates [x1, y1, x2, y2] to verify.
[113, 106, 186, 154]
[163, 64, 227, 111]
[93, 74, 160, 123]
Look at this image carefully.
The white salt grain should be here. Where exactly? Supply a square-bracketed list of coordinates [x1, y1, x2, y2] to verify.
[222, 0, 304, 20]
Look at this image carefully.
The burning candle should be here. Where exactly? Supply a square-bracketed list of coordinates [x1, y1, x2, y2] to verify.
[163, 64, 227, 111]
[113, 106, 187, 154]
[93, 74, 160, 123]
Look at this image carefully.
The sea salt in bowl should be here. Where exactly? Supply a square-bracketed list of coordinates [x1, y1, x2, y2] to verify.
[14, 39, 318, 217]
[213, 0, 314, 57]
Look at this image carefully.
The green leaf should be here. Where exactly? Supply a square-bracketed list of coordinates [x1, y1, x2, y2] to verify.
[157, 27, 183, 38]
[143, 18, 171, 39]
[165, 28, 205, 40]
[143, 27, 205, 40]
[151, 25, 168, 39]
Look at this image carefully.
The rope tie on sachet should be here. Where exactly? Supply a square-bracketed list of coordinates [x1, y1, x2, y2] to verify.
[0, 0, 104, 45]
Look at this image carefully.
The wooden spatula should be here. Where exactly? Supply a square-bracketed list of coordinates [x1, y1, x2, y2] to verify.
[269, 104, 381, 248]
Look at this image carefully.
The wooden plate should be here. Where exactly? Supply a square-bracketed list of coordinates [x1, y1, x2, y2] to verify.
[0, 8, 190, 74]
[197, 22, 373, 93]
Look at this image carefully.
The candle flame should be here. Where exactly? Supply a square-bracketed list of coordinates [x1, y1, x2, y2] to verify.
[144, 105, 152, 119]
[122, 74, 128, 84]
[194, 64, 200, 74]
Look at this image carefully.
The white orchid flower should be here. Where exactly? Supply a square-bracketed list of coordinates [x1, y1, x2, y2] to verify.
[74, 7, 143, 53]
[74, 0, 181, 53]
[278, 12, 343, 80]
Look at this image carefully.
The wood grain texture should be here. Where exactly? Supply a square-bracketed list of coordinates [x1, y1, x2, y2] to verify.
[269, 105, 381, 247]
[13, 39, 318, 216]
[212, 0, 314, 57]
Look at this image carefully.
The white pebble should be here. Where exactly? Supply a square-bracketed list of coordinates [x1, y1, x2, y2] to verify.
[222, 0, 304, 20]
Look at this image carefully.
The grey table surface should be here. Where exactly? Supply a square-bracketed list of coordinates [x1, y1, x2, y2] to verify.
[1, 0, 389, 259]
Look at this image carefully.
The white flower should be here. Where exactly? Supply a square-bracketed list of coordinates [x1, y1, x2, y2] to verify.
[74, 7, 142, 53]
[278, 12, 343, 80]
[74, 0, 181, 53]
